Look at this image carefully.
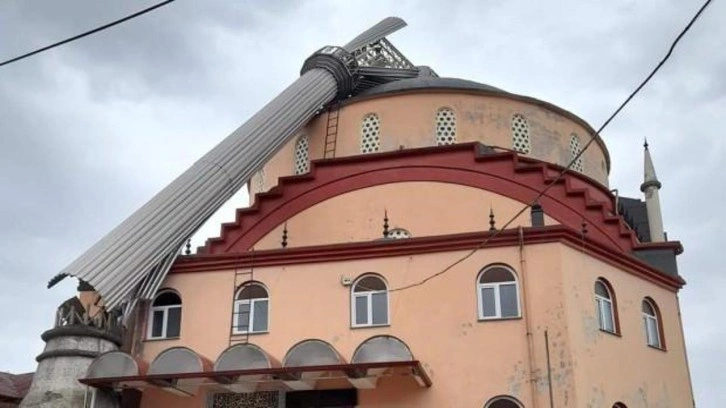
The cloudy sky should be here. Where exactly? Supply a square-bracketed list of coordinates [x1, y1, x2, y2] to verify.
[0, 0, 723, 405]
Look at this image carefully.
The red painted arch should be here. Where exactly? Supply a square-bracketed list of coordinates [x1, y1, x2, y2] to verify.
[200, 144, 637, 255]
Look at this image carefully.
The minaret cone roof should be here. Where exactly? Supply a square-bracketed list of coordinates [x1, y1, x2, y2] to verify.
[641, 139, 662, 192]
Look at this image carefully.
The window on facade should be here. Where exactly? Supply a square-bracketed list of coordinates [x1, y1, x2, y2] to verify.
[511, 114, 531, 154]
[351, 275, 389, 327]
[294, 135, 310, 175]
[642, 298, 663, 348]
[569, 133, 584, 172]
[613, 403, 628, 408]
[477, 266, 521, 320]
[148, 291, 182, 339]
[360, 114, 381, 154]
[595, 279, 617, 333]
[233, 283, 269, 334]
[435, 108, 457, 145]
[485, 396, 524, 408]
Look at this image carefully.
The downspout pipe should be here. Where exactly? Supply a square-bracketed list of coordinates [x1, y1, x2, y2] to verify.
[519, 226, 539, 408]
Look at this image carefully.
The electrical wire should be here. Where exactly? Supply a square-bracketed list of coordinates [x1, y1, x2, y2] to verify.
[0, 0, 175, 68]
[390, 0, 713, 293]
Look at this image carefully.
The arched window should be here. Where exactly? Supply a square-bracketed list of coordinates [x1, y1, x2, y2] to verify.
[484, 395, 524, 408]
[233, 283, 269, 334]
[613, 403, 628, 408]
[294, 135, 309, 175]
[148, 290, 182, 339]
[361, 114, 381, 154]
[595, 279, 618, 333]
[569, 133, 584, 172]
[351, 275, 389, 327]
[435, 108, 457, 145]
[477, 266, 520, 320]
[511, 114, 531, 154]
[642, 298, 664, 348]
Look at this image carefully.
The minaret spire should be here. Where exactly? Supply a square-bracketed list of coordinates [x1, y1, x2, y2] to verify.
[640, 139, 665, 242]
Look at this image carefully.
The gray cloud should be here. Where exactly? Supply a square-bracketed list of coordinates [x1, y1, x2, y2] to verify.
[0, 0, 723, 405]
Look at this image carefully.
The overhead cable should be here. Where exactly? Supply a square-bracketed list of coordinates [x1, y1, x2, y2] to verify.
[0, 0, 175, 68]
[390, 0, 713, 293]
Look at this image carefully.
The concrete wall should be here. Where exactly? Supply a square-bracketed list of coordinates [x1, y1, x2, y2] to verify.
[136, 241, 690, 407]
[252, 182, 556, 250]
[560, 245, 693, 407]
[251, 91, 610, 202]
[21, 332, 118, 408]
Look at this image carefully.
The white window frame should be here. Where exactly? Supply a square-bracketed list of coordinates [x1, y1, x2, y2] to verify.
[147, 291, 182, 340]
[642, 300, 661, 348]
[351, 276, 389, 328]
[232, 297, 269, 335]
[477, 269, 521, 320]
[595, 281, 616, 333]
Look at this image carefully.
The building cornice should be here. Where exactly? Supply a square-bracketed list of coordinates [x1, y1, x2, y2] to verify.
[177, 225, 684, 291]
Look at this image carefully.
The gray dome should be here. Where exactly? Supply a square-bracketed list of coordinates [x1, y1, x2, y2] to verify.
[358, 77, 506, 98]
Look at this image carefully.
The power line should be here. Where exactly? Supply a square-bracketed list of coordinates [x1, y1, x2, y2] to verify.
[390, 0, 713, 293]
[0, 0, 175, 68]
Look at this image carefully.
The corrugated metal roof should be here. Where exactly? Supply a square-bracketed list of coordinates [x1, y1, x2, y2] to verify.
[57, 18, 413, 310]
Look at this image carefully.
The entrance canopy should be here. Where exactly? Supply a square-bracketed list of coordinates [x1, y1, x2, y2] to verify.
[79, 339, 431, 394]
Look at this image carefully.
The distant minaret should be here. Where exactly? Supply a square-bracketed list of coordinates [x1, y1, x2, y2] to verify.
[641, 139, 665, 242]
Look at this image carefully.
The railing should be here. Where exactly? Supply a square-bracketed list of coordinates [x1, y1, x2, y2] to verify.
[54, 304, 123, 335]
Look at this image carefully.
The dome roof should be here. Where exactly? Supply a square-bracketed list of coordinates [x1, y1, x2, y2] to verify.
[358, 77, 506, 98]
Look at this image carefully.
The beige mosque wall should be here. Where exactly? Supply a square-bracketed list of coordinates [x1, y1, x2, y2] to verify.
[251, 181, 557, 250]
[135, 238, 687, 407]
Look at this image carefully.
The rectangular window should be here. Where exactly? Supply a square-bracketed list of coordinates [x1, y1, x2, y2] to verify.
[371, 292, 388, 325]
[236, 302, 251, 333]
[166, 307, 181, 337]
[355, 295, 368, 325]
[481, 287, 496, 318]
[598, 299, 614, 332]
[500, 284, 519, 318]
[151, 310, 164, 338]
[253, 300, 269, 332]
[645, 316, 660, 347]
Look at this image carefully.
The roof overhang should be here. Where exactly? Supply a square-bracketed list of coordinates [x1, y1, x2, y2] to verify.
[79, 360, 431, 393]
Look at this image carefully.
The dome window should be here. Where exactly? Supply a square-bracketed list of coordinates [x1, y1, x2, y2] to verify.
[435, 108, 457, 145]
[569, 133, 584, 172]
[293, 135, 310, 175]
[361, 114, 381, 154]
[511, 114, 531, 154]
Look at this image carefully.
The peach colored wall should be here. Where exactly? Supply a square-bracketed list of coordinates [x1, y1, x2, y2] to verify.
[249, 91, 610, 201]
[559, 245, 693, 407]
[140, 247, 535, 407]
[252, 182, 556, 250]
[136, 240, 689, 407]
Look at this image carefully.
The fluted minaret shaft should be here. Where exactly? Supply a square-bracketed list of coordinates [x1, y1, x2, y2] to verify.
[641, 140, 665, 242]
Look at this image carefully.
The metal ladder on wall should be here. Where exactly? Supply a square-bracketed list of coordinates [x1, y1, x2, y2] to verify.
[323, 104, 340, 159]
[228, 251, 255, 347]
